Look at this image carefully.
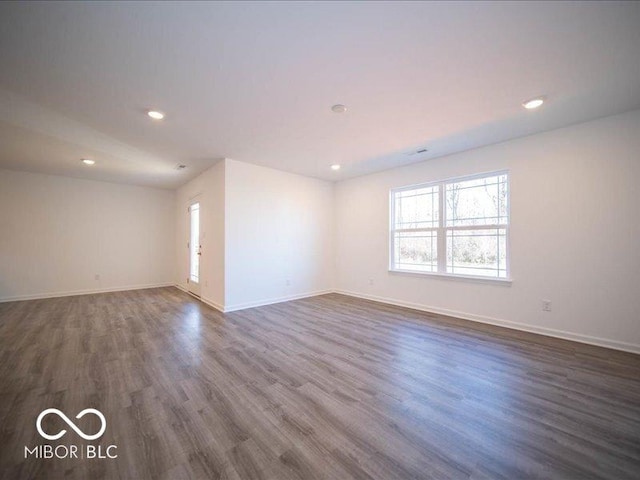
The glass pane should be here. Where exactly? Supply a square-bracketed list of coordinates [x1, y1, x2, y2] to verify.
[394, 230, 438, 272]
[190, 203, 200, 283]
[394, 186, 439, 229]
[446, 174, 508, 227]
[446, 228, 507, 278]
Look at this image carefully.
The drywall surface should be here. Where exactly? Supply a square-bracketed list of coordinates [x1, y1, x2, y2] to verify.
[334, 109, 640, 352]
[0, 169, 175, 301]
[224, 159, 334, 311]
[175, 160, 225, 310]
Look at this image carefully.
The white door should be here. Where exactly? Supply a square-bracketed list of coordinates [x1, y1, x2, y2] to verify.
[188, 201, 201, 297]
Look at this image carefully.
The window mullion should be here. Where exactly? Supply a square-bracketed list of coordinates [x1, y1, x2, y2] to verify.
[390, 193, 396, 270]
[437, 183, 446, 274]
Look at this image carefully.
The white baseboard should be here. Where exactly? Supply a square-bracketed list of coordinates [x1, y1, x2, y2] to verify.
[174, 283, 190, 296]
[334, 289, 640, 355]
[201, 296, 225, 313]
[223, 289, 333, 313]
[173, 284, 225, 312]
[0, 282, 176, 303]
[10, 282, 637, 355]
[173, 285, 331, 313]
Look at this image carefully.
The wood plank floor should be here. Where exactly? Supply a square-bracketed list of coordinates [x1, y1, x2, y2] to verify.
[1, 287, 639, 479]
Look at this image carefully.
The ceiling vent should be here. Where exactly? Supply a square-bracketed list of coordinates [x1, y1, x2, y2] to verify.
[405, 147, 428, 156]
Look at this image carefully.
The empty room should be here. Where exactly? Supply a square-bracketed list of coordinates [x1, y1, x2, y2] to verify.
[1, 1, 639, 479]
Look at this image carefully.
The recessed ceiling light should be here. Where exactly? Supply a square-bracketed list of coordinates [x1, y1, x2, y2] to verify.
[81, 158, 95, 165]
[522, 97, 545, 110]
[147, 110, 165, 120]
[331, 104, 347, 113]
[331, 164, 341, 171]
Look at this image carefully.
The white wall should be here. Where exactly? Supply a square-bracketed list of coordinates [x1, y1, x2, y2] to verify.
[0, 169, 175, 301]
[224, 159, 334, 311]
[175, 160, 225, 309]
[334, 109, 640, 352]
[6, 111, 637, 355]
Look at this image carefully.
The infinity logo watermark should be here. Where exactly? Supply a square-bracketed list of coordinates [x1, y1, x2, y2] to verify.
[25, 408, 118, 460]
[36, 408, 106, 441]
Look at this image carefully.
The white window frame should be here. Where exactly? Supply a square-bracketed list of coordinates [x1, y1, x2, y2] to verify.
[389, 170, 511, 283]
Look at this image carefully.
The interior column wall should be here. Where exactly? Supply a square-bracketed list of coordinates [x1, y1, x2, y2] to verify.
[223, 159, 334, 311]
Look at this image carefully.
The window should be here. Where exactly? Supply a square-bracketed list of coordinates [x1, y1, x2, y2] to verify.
[390, 171, 509, 280]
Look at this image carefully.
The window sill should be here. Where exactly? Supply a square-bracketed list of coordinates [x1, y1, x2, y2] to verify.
[389, 269, 512, 285]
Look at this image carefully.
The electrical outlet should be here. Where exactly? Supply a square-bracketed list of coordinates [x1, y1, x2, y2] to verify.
[368, 279, 374, 285]
[285, 279, 291, 286]
[542, 300, 552, 312]
[94, 274, 100, 281]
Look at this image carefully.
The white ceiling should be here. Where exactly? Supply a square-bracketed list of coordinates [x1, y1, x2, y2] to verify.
[0, 1, 638, 189]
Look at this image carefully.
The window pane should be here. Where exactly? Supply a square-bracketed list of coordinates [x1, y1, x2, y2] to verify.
[446, 174, 508, 227]
[394, 230, 438, 272]
[446, 228, 507, 278]
[394, 186, 439, 229]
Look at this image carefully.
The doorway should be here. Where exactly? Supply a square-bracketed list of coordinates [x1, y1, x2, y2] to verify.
[188, 201, 201, 297]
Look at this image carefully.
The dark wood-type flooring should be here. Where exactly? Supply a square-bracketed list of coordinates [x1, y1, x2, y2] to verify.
[1, 288, 639, 479]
